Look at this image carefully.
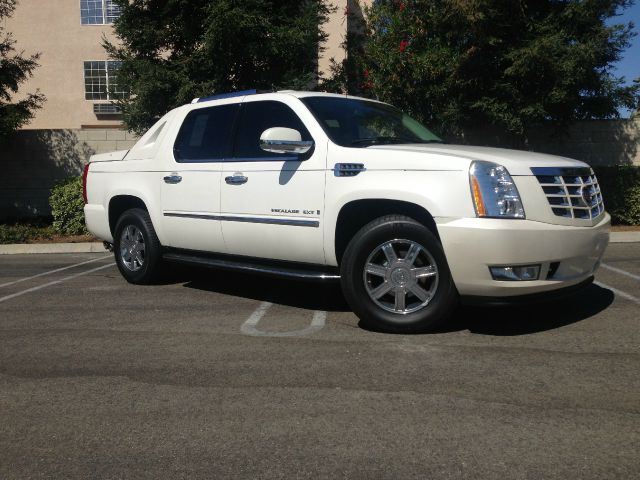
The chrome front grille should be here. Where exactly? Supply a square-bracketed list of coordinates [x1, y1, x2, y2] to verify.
[531, 167, 604, 220]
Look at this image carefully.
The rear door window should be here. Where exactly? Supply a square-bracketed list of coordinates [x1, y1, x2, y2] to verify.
[174, 104, 239, 162]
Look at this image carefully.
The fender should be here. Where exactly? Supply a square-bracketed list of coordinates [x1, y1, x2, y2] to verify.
[106, 181, 166, 244]
[323, 170, 474, 265]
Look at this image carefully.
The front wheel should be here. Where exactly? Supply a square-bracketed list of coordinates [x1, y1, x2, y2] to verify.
[113, 208, 163, 284]
[340, 215, 458, 332]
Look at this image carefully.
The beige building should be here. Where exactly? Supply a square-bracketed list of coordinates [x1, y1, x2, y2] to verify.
[4, 0, 123, 130]
[4, 0, 365, 131]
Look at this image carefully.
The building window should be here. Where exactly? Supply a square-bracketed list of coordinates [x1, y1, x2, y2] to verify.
[80, 0, 122, 25]
[84, 61, 127, 101]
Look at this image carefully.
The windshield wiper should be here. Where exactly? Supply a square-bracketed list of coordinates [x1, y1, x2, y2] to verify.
[350, 137, 443, 147]
[350, 136, 413, 147]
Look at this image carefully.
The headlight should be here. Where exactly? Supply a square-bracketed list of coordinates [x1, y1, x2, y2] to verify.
[469, 161, 525, 219]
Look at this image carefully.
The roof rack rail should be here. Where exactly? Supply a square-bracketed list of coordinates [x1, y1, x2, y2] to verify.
[192, 89, 268, 104]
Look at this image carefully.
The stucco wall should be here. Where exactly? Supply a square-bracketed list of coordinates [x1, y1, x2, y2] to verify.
[4, 0, 123, 129]
[320, 1, 372, 79]
[0, 119, 638, 221]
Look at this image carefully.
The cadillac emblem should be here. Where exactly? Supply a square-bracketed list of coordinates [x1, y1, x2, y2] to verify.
[580, 185, 594, 207]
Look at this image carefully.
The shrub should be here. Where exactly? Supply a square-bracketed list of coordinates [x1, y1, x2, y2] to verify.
[626, 185, 640, 225]
[49, 176, 89, 235]
[0, 223, 54, 244]
[593, 166, 640, 225]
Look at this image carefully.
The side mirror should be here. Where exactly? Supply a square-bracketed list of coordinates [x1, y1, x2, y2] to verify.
[259, 127, 314, 155]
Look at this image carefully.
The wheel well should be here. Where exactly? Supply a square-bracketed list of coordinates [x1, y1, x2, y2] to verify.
[108, 195, 148, 235]
[334, 199, 439, 264]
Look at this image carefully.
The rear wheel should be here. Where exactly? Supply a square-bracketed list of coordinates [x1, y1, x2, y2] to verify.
[340, 215, 458, 332]
[113, 208, 163, 284]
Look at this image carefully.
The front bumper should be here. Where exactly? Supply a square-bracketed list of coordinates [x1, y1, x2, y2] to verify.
[460, 276, 594, 306]
[437, 213, 610, 298]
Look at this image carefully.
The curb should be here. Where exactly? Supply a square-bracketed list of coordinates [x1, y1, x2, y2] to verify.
[610, 232, 640, 243]
[0, 232, 638, 255]
[0, 242, 107, 255]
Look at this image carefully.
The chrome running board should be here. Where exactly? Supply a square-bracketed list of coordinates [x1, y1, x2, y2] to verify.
[162, 250, 340, 281]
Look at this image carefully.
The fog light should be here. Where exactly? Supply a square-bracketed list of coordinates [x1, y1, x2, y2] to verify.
[490, 265, 540, 281]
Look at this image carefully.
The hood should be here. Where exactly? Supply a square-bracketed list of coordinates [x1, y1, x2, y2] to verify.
[368, 144, 589, 176]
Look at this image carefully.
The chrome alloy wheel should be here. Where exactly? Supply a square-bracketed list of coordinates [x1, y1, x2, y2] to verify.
[363, 239, 439, 314]
[119, 225, 145, 272]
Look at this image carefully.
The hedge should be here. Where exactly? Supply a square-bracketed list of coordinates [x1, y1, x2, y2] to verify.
[49, 176, 89, 235]
[593, 166, 640, 225]
[0, 223, 54, 244]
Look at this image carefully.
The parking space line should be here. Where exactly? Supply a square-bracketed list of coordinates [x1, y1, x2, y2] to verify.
[594, 281, 640, 305]
[0, 263, 116, 304]
[601, 263, 640, 282]
[241, 302, 327, 337]
[240, 301, 273, 335]
[0, 255, 112, 289]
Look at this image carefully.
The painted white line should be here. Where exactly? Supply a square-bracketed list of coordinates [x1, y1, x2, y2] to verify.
[0, 255, 112, 289]
[240, 302, 327, 337]
[0, 263, 116, 304]
[601, 263, 640, 282]
[594, 281, 640, 305]
[240, 302, 273, 335]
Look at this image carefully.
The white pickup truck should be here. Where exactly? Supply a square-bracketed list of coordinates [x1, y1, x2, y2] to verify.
[84, 90, 610, 332]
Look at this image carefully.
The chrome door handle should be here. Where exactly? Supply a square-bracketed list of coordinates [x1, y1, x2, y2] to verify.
[225, 175, 248, 185]
[163, 174, 182, 184]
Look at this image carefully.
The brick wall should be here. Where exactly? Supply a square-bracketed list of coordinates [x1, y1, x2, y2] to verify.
[0, 119, 638, 221]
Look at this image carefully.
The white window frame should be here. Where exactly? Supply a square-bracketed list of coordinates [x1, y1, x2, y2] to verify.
[83, 60, 125, 101]
[80, 0, 122, 25]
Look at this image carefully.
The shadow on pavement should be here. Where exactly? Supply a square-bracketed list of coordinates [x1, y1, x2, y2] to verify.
[437, 283, 614, 336]
[178, 266, 350, 312]
[176, 265, 614, 335]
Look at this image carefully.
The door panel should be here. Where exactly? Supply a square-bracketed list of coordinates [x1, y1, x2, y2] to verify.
[221, 100, 326, 264]
[161, 168, 226, 252]
[160, 103, 238, 253]
[221, 160, 325, 264]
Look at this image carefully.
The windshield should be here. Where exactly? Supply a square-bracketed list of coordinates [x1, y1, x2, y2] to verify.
[300, 96, 442, 148]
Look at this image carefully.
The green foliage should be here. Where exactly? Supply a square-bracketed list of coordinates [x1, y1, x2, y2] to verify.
[627, 185, 640, 224]
[593, 166, 640, 225]
[106, 0, 332, 134]
[0, 0, 45, 140]
[49, 177, 89, 235]
[0, 223, 53, 244]
[330, 0, 640, 140]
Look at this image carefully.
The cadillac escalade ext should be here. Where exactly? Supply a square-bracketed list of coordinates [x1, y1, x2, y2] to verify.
[84, 90, 610, 332]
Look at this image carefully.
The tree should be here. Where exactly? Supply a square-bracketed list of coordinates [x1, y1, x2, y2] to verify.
[329, 0, 640, 141]
[0, 0, 45, 140]
[106, 0, 332, 134]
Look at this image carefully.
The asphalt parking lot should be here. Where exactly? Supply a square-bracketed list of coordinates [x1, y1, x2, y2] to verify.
[1, 244, 639, 479]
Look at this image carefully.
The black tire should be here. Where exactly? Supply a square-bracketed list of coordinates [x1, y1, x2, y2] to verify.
[113, 208, 163, 284]
[340, 215, 458, 333]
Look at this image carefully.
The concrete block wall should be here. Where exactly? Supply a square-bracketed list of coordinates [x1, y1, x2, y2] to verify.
[0, 119, 638, 221]
[0, 129, 138, 220]
[518, 119, 640, 166]
[454, 118, 640, 166]
[75, 128, 139, 154]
